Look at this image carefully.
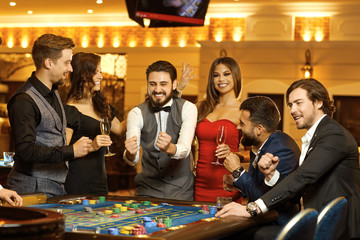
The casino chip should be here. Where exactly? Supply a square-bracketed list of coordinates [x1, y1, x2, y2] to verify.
[108, 228, 119, 235]
[104, 210, 113, 214]
[133, 225, 146, 235]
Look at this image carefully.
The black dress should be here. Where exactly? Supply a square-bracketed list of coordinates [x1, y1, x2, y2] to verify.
[64, 105, 114, 196]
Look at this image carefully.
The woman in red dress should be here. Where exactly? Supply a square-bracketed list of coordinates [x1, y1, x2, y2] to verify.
[194, 57, 242, 202]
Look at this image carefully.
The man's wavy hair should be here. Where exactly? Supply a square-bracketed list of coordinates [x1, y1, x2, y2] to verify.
[286, 78, 336, 116]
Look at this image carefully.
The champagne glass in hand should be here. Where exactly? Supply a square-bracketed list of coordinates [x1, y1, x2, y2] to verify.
[100, 118, 115, 157]
[212, 125, 227, 165]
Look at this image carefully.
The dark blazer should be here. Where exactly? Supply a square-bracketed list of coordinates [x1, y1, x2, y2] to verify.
[234, 130, 300, 225]
[260, 115, 360, 239]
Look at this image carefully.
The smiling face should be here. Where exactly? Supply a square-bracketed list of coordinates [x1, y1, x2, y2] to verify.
[213, 63, 234, 95]
[92, 63, 103, 92]
[287, 87, 324, 130]
[238, 110, 261, 147]
[49, 48, 73, 86]
[147, 71, 177, 107]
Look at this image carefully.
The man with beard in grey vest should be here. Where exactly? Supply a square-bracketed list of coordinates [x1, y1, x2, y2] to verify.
[124, 60, 197, 200]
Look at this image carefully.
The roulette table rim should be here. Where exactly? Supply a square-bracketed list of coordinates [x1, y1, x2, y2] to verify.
[0, 206, 65, 238]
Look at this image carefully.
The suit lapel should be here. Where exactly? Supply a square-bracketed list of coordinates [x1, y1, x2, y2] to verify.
[304, 116, 330, 160]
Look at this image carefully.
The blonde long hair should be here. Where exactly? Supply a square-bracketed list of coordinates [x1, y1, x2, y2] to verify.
[197, 57, 242, 123]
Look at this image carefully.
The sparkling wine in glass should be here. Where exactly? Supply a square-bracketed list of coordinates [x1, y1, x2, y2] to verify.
[100, 118, 115, 157]
[212, 125, 227, 165]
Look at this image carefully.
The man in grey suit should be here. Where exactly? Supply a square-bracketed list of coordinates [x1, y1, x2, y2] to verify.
[216, 78, 360, 240]
[124, 60, 197, 201]
[7, 34, 93, 198]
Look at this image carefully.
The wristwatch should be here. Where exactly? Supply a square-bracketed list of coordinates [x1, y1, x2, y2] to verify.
[246, 202, 259, 217]
[232, 166, 244, 178]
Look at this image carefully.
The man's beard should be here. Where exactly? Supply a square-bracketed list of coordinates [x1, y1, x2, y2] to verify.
[241, 131, 261, 147]
[56, 79, 65, 86]
[149, 91, 173, 107]
[53, 77, 65, 86]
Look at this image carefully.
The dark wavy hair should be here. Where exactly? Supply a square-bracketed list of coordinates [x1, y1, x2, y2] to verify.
[286, 78, 336, 116]
[67, 52, 110, 118]
[146, 60, 177, 83]
[197, 57, 242, 123]
[240, 96, 280, 132]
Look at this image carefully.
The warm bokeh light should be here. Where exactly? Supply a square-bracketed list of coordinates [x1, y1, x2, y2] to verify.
[161, 37, 170, 47]
[87, 9, 93, 14]
[25, 53, 31, 58]
[7, 36, 14, 48]
[81, 35, 89, 48]
[112, 36, 120, 48]
[215, 29, 223, 42]
[143, 19, 151, 28]
[96, 0, 103, 4]
[314, 27, 324, 42]
[9, 2, 16, 7]
[27, 10, 33, 15]
[145, 38, 153, 47]
[302, 29, 312, 42]
[129, 40, 137, 47]
[97, 34, 104, 48]
[179, 38, 186, 47]
[304, 70, 311, 79]
[295, 17, 329, 41]
[233, 27, 243, 42]
[21, 36, 29, 48]
[0, 17, 245, 48]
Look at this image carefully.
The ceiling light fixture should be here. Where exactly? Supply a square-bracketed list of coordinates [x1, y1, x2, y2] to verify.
[9, 2, 16, 6]
[301, 49, 313, 79]
[96, 0, 103, 4]
[27, 10, 33, 15]
[87, 9, 93, 14]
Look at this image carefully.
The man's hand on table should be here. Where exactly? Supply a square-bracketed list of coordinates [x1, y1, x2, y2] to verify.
[215, 202, 251, 218]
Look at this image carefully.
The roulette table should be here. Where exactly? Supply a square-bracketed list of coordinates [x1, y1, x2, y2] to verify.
[0, 194, 278, 240]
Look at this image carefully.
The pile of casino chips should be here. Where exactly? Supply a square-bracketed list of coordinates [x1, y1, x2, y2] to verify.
[199, 205, 217, 215]
[142, 216, 172, 228]
[142, 217, 157, 227]
[156, 216, 172, 228]
[119, 225, 146, 235]
[132, 225, 146, 235]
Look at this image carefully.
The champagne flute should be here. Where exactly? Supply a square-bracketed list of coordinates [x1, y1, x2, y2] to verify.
[100, 118, 115, 157]
[212, 125, 227, 165]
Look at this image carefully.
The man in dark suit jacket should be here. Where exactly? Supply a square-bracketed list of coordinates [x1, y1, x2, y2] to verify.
[223, 96, 300, 225]
[216, 78, 360, 240]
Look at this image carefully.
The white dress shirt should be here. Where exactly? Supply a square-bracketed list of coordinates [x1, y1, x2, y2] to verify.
[256, 114, 327, 213]
[123, 98, 197, 166]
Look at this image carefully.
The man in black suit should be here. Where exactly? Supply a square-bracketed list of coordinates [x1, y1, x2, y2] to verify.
[216, 78, 360, 240]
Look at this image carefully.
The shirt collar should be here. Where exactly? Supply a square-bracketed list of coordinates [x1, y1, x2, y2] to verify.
[302, 114, 327, 143]
[163, 98, 173, 108]
[29, 72, 57, 97]
[251, 138, 269, 157]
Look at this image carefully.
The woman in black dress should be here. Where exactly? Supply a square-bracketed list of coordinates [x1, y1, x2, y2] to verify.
[64, 52, 125, 195]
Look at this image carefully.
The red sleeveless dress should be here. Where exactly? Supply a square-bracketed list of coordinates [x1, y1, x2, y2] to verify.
[194, 119, 242, 203]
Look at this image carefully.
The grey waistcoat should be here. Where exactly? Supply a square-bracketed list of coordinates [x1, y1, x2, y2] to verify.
[135, 98, 194, 199]
[15, 80, 68, 183]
